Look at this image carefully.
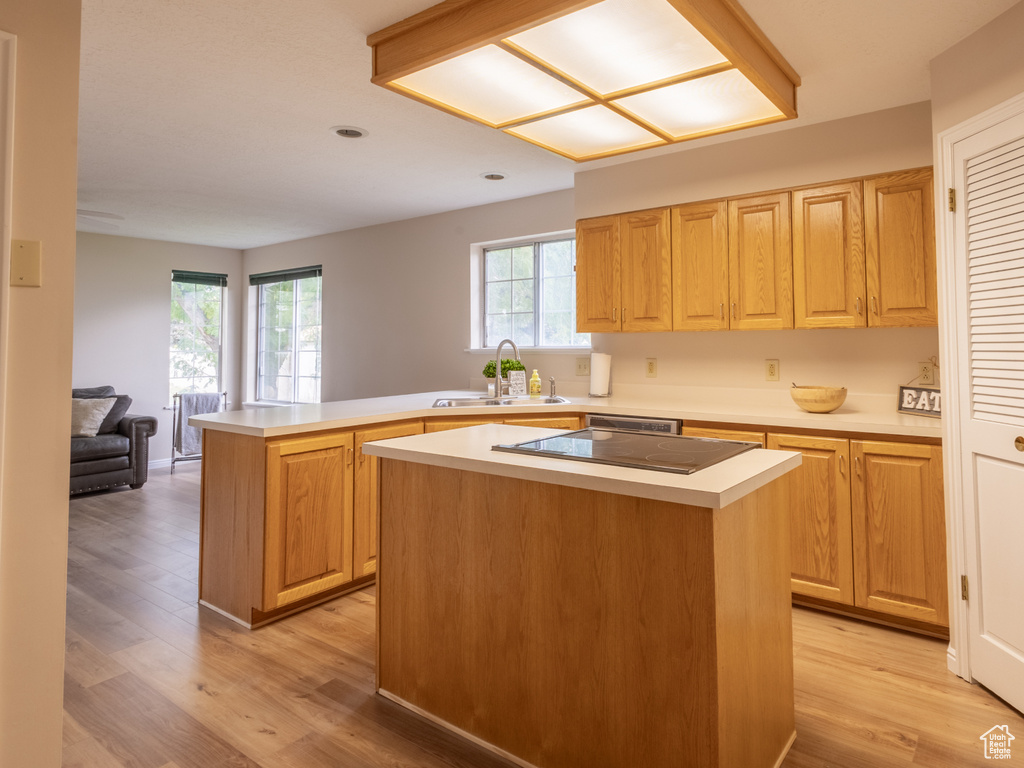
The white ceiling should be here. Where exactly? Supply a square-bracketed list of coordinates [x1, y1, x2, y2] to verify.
[76, 0, 1020, 249]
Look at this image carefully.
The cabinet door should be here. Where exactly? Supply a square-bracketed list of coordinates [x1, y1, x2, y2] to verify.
[682, 425, 764, 445]
[576, 215, 621, 332]
[851, 440, 947, 625]
[672, 201, 729, 331]
[354, 420, 423, 578]
[264, 432, 354, 610]
[768, 433, 853, 604]
[620, 209, 672, 332]
[504, 415, 582, 430]
[864, 168, 937, 327]
[728, 192, 793, 330]
[792, 182, 866, 329]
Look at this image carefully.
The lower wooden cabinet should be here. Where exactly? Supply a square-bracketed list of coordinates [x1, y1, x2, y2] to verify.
[682, 425, 765, 445]
[852, 440, 947, 625]
[354, 420, 424, 578]
[767, 433, 853, 604]
[264, 431, 354, 610]
[767, 431, 946, 629]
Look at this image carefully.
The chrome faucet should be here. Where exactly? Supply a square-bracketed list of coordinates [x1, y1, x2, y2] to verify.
[493, 338, 521, 396]
[549, 377, 556, 397]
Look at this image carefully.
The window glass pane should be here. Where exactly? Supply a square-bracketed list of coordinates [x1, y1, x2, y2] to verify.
[512, 279, 534, 313]
[542, 275, 571, 311]
[542, 310, 573, 346]
[486, 313, 512, 345]
[170, 281, 222, 396]
[486, 248, 512, 281]
[257, 276, 321, 403]
[512, 246, 534, 279]
[512, 313, 534, 346]
[542, 240, 573, 277]
[487, 281, 512, 314]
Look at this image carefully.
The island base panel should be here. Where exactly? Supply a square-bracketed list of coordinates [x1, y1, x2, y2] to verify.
[377, 460, 795, 768]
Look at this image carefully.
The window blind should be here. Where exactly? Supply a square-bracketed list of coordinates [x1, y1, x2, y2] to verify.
[171, 270, 227, 287]
[249, 265, 322, 286]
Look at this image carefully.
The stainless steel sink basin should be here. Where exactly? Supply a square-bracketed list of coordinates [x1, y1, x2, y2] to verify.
[432, 396, 570, 408]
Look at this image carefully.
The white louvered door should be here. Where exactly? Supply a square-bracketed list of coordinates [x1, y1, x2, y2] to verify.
[953, 110, 1024, 714]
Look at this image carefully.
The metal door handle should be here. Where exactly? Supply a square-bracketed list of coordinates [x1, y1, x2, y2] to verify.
[612, 307, 617, 322]
[719, 303, 724, 319]
[732, 302, 737, 320]
[840, 454, 846, 475]
[871, 296, 878, 314]
[855, 455, 861, 477]
[855, 297, 862, 315]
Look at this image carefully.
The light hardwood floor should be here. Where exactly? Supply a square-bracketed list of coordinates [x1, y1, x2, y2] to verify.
[64, 464, 1023, 768]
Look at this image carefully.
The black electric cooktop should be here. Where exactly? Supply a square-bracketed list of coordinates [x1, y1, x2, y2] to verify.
[492, 428, 760, 475]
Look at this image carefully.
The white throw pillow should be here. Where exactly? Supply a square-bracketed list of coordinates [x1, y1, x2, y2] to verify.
[71, 397, 116, 438]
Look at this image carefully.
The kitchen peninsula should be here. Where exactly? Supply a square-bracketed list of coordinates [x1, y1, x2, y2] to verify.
[192, 387, 944, 636]
[363, 423, 801, 768]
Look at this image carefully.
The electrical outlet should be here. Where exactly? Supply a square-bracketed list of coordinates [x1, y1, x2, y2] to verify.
[919, 361, 935, 386]
[765, 359, 780, 382]
[576, 357, 590, 376]
[646, 358, 657, 378]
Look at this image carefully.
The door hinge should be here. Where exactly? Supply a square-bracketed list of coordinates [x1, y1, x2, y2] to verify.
[961, 574, 969, 601]
[948, 188, 956, 212]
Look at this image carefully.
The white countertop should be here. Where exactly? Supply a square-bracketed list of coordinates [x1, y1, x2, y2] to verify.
[189, 385, 943, 440]
[361, 423, 803, 509]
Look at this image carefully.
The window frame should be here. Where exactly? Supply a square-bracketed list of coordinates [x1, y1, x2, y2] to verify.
[169, 271, 226, 399]
[480, 235, 589, 349]
[252, 266, 323, 404]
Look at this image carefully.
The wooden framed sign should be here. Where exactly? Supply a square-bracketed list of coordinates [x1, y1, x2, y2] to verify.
[898, 386, 941, 418]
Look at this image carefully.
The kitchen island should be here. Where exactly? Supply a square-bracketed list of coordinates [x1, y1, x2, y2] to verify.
[363, 423, 802, 768]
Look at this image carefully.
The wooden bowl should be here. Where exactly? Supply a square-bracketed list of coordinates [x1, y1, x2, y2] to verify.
[790, 385, 847, 413]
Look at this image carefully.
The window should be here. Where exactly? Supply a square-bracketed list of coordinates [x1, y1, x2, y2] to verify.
[170, 270, 225, 396]
[251, 266, 322, 403]
[483, 238, 589, 348]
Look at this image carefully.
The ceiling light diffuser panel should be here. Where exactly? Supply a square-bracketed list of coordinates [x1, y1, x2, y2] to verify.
[368, 0, 800, 162]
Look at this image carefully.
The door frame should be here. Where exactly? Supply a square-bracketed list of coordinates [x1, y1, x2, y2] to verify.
[0, 30, 16, 558]
[936, 88, 1024, 681]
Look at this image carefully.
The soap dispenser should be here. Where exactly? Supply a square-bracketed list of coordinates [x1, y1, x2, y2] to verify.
[529, 369, 542, 398]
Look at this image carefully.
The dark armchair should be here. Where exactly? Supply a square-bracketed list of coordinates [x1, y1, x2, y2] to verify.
[70, 386, 158, 495]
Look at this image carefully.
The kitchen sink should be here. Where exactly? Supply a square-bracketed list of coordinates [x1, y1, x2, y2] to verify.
[432, 396, 571, 408]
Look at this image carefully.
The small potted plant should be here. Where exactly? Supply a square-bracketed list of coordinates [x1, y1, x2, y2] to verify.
[483, 358, 526, 394]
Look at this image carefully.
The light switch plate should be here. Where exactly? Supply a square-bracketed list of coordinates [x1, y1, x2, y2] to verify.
[11, 240, 42, 287]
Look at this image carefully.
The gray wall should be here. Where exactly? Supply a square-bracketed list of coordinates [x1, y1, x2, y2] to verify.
[73, 233, 244, 462]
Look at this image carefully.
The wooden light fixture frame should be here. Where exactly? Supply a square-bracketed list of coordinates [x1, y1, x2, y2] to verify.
[367, 0, 800, 161]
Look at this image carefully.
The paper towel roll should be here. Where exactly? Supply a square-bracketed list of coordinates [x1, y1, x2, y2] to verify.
[590, 353, 611, 396]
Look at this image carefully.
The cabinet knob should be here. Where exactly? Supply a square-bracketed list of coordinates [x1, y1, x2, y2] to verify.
[1015, 436, 1024, 452]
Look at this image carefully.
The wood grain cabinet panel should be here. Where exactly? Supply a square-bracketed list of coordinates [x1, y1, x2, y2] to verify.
[728, 192, 793, 330]
[354, 420, 423, 578]
[768, 433, 854, 604]
[683, 425, 765, 445]
[576, 215, 620, 333]
[620, 208, 673, 332]
[864, 168, 937, 327]
[503, 415, 582, 429]
[672, 201, 729, 331]
[792, 182, 866, 329]
[851, 440, 947, 625]
[264, 432, 354, 611]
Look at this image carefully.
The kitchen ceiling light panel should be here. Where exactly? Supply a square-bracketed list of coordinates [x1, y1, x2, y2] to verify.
[505, 105, 663, 160]
[391, 45, 587, 126]
[615, 68, 785, 138]
[506, 0, 728, 96]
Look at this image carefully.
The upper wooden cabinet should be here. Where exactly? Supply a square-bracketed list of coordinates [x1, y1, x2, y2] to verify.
[864, 168, 938, 327]
[575, 215, 620, 333]
[672, 201, 729, 331]
[577, 209, 672, 333]
[728, 192, 793, 330]
[792, 182, 866, 329]
[576, 166, 936, 334]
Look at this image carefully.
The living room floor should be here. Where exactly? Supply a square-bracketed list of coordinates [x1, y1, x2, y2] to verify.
[63, 464, 1024, 768]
